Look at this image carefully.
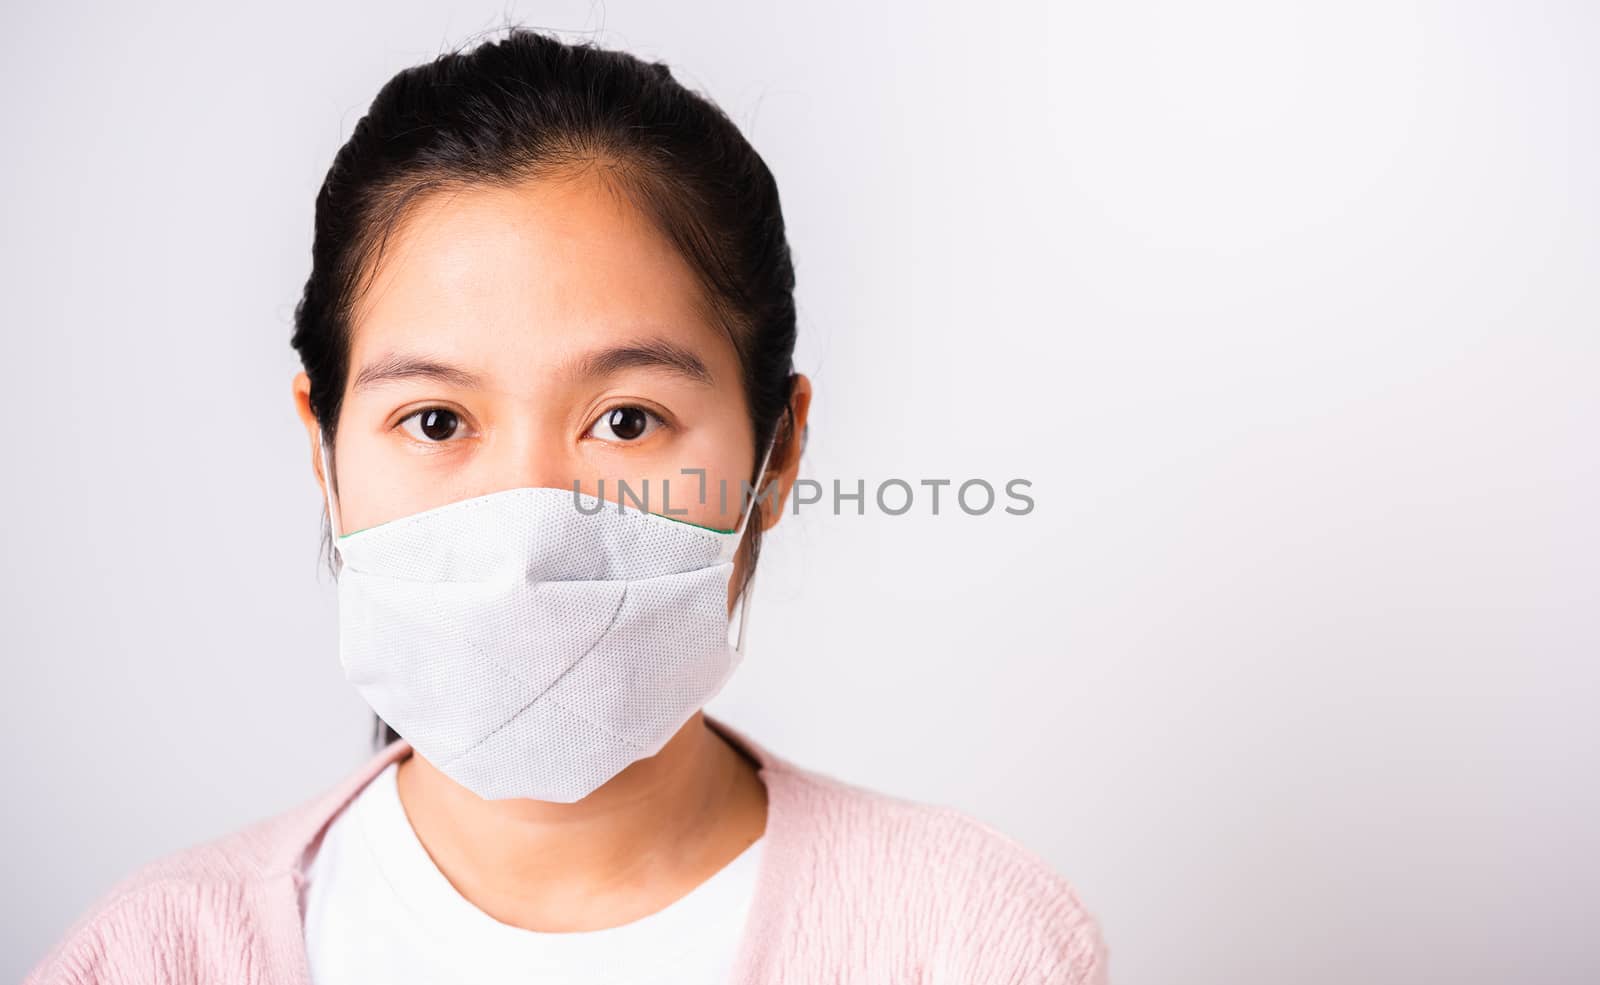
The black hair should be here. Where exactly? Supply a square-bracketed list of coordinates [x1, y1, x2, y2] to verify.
[289, 28, 804, 750]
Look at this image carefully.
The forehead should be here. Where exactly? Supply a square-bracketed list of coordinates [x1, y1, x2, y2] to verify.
[346, 171, 735, 382]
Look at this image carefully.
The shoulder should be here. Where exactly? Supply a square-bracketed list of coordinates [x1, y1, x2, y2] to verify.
[24, 742, 408, 985]
[22, 821, 289, 984]
[763, 761, 1108, 984]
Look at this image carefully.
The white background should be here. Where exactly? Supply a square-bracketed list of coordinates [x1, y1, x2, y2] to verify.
[3, 2, 1596, 982]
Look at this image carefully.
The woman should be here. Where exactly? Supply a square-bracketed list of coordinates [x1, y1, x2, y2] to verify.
[26, 28, 1106, 984]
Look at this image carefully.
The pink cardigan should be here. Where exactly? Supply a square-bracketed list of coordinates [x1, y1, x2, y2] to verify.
[24, 715, 1107, 983]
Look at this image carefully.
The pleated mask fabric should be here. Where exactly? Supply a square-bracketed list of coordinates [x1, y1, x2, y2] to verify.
[318, 439, 773, 803]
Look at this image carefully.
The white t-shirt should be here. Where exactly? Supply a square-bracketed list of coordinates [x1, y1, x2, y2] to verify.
[300, 760, 765, 984]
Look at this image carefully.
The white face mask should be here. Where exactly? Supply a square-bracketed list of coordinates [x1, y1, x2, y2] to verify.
[318, 437, 776, 802]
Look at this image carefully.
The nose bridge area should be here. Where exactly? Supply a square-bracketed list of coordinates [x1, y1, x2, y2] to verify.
[482, 408, 580, 495]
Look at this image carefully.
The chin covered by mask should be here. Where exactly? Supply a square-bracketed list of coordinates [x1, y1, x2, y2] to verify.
[320, 438, 774, 802]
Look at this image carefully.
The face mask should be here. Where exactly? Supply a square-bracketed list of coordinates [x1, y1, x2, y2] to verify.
[318, 437, 776, 803]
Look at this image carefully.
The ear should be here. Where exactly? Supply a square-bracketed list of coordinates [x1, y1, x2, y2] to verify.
[760, 373, 813, 531]
[292, 371, 330, 499]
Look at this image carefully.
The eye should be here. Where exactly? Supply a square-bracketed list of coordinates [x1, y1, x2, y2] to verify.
[586, 405, 663, 443]
[398, 407, 466, 443]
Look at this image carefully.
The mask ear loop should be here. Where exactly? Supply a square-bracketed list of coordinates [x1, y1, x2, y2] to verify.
[728, 433, 779, 656]
[318, 435, 344, 545]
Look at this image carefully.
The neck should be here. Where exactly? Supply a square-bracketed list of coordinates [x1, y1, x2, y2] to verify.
[392, 711, 768, 932]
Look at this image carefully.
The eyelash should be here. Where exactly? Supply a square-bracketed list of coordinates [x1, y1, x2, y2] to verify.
[585, 404, 671, 443]
[394, 405, 474, 444]
[391, 404, 672, 443]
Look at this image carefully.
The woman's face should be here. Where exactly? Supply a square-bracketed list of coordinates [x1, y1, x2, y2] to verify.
[294, 171, 793, 599]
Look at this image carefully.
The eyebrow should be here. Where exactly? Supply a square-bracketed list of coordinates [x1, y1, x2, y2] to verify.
[566, 338, 714, 387]
[351, 354, 485, 393]
[349, 338, 715, 394]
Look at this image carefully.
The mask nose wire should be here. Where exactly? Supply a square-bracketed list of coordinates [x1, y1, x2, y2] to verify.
[320, 431, 776, 549]
[319, 429, 777, 651]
